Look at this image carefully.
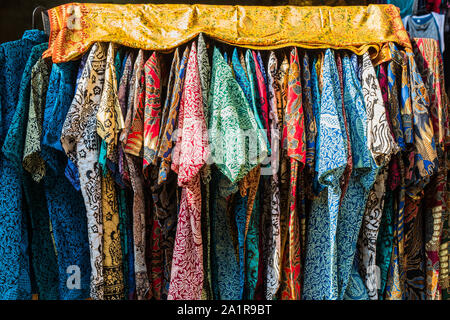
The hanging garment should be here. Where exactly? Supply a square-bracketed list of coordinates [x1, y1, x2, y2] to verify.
[2, 41, 60, 300]
[158, 47, 189, 184]
[209, 46, 266, 299]
[108, 48, 130, 298]
[143, 52, 162, 171]
[61, 42, 108, 300]
[95, 43, 125, 300]
[264, 51, 282, 301]
[117, 51, 135, 187]
[412, 37, 448, 300]
[253, 50, 270, 142]
[117, 51, 136, 299]
[302, 51, 318, 199]
[311, 55, 324, 196]
[254, 50, 271, 300]
[355, 51, 398, 300]
[143, 53, 164, 300]
[122, 49, 151, 300]
[337, 53, 378, 299]
[279, 47, 305, 300]
[155, 47, 185, 299]
[168, 41, 209, 300]
[303, 49, 348, 300]
[276, 55, 291, 299]
[97, 44, 125, 175]
[23, 55, 60, 299]
[208, 47, 267, 185]
[403, 12, 446, 54]
[0, 29, 48, 300]
[157, 47, 189, 299]
[387, 48, 439, 300]
[376, 156, 401, 299]
[197, 33, 213, 300]
[38, 59, 92, 300]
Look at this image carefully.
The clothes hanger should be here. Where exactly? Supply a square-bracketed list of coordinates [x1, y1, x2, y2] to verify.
[32, 6, 50, 36]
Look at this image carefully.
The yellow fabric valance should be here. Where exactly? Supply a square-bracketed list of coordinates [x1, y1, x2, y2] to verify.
[43, 3, 411, 63]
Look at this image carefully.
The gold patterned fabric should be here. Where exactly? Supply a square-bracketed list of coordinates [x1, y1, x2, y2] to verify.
[44, 3, 410, 63]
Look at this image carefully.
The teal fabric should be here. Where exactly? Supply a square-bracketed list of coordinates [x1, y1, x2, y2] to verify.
[0, 32, 54, 300]
[388, 0, 414, 18]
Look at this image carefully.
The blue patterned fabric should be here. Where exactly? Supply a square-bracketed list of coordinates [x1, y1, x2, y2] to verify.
[0, 30, 47, 299]
[338, 54, 377, 299]
[41, 60, 91, 300]
[210, 169, 240, 300]
[303, 49, 348, 300]
[343, 255, 369, 300]
[3, 41, 62, 300]
[234, 193, 247, 300]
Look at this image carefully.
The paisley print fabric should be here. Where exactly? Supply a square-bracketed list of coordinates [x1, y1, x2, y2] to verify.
[168, 41, 208, 300]
[279, 47, 304, 300]
[143, 52, 162, 170]
[61, 42, 107, 299]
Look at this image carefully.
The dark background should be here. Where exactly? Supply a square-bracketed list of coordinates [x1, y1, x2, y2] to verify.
[0, 0, 373, 43]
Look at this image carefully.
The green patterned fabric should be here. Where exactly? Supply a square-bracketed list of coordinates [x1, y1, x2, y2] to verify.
[208, 47, 267, 185]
